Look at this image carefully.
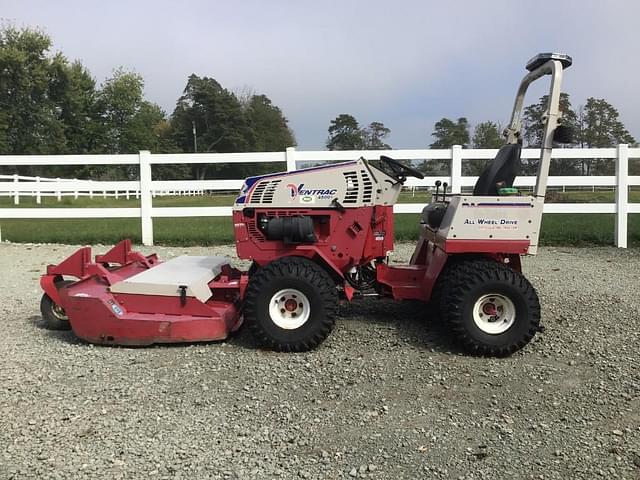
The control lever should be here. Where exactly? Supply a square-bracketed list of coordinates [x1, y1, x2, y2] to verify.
[331, 198, 346, 213]
[434, 180, 441, 202]
[441, 182, 448, 202]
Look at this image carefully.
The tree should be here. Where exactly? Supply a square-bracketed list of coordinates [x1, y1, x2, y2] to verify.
[522, 93, 578, 147]
[472, 121, 502, 148]
[326, 114, 364, 150]
[94, 69, 166, 155]
[578, 97, 636, 175]
[0, 26, 67, 170]
[430, 117, 470, 148]
[580, 97, 635, 147]
[522, 93, 580, 175]
[80, 69, 170, 179]
[421, 117, 470, 175]
[52, 61, 100, 156]
[464, 121, 503, 175]
[245, 94, 296, 151]
[363, 121, 391, 150]
[171, 74, 254, 179]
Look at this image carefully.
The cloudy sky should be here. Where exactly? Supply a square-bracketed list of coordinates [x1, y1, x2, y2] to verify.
[2, 0, 638, 149]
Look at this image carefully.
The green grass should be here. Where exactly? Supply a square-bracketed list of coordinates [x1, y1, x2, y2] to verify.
[0, 217, 233, 245]
[546, 189, 640, 203]
[2, 214, 638, 247]
[1, 193, 639, 246]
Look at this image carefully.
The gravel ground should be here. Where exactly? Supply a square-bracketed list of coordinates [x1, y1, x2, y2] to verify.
[0, 242, 639, 480]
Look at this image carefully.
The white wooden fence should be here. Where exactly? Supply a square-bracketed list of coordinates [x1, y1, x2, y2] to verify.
[1, 146, 638, 247]
[0, 174, 205, 203]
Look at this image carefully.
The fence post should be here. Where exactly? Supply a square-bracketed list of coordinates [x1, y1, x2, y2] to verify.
[139, 150, 154, 246]
[73, 178, 78, 200]
[13, 174, 19, 205]
[285, 147, 296, 172]
[35, 176, 41, 204]
[56, 178, 61, 201]
[450, 145, 462, 194]
[615, 143, 629, 248]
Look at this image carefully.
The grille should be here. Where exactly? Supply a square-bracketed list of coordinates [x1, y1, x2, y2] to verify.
[262, 180, 280, 203]
[342, 170, 374, 204]
[343, 171, 359, 204]
[249, 179, 281, 204]
[361, 169, 373, 203]
[246, 219, 264, 241]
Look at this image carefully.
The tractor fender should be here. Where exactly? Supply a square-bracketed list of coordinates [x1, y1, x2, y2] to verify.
[282, 246, 346, 282]
[40, 275, 64, 307]
[310, 250, 345, 282]
[305, 251, 358, 302]
[428, 252, 522, 301]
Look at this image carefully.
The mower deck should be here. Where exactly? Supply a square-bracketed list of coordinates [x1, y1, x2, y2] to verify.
[41, 240, 246, 346]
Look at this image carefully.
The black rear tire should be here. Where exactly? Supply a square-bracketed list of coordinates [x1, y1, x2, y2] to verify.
[40, 280, 74, 331]
[438, 258, 540, 356]
[243, 257, 337, 352]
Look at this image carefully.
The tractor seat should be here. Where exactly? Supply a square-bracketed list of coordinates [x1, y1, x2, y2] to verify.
[472, 144, 522, 196]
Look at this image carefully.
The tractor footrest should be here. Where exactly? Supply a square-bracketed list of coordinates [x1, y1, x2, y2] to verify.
[376, 264, 428, 301]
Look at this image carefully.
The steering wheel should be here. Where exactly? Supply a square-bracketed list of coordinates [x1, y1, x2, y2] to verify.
[379, 155, 425, 180]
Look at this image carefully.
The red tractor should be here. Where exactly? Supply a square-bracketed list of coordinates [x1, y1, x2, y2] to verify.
[40, 53, 573, 356]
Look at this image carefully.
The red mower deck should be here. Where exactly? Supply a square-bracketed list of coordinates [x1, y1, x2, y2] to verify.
[40, 240, 246, 345]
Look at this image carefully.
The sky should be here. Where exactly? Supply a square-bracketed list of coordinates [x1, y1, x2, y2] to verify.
[2, 0, 639, 149]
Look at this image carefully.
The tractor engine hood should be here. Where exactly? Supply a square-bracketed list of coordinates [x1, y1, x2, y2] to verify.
[233, 158, 400, 210]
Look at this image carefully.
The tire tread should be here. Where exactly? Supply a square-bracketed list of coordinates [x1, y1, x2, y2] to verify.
[438, 258, 540, 356]
[243, 257, 337, 352]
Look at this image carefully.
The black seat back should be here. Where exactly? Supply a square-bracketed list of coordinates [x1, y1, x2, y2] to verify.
[472, 144, 522, 196]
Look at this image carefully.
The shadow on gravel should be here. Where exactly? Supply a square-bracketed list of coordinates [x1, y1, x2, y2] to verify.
[335, 297, 464, 355]
[28, 314, 85, 345]
[227, 325, 262, 350]
[31, 298, 465, 355]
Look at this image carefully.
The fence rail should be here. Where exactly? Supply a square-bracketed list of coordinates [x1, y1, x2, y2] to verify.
[0, 174, 206, 202]
[1, 146, 638, 247]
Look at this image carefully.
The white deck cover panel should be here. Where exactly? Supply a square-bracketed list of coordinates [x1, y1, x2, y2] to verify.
[110, 255, 229, 302]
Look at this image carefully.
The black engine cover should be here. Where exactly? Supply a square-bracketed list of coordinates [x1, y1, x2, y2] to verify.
[263, 216, 317, 244]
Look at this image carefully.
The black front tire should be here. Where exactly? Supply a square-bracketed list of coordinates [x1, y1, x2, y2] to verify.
[243, 257, 337, 352]
[439, 259, 540, 356]
[40, 280, 73, 331]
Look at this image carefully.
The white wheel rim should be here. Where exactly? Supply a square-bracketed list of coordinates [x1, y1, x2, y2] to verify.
[269, 288, 310, 330]
[52, 303, 68, 321]
[472, 293, 516, 335]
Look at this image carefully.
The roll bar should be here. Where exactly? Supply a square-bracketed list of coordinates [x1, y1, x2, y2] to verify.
[503, 53, 572, 198]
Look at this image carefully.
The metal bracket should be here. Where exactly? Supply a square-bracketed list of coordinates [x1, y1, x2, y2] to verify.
[178, 285, 187, 306]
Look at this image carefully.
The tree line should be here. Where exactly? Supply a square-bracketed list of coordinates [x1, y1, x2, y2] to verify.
[0, 26, 295, 180]
[2, 25, 637, 180]
[326, 94, 637, 176]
